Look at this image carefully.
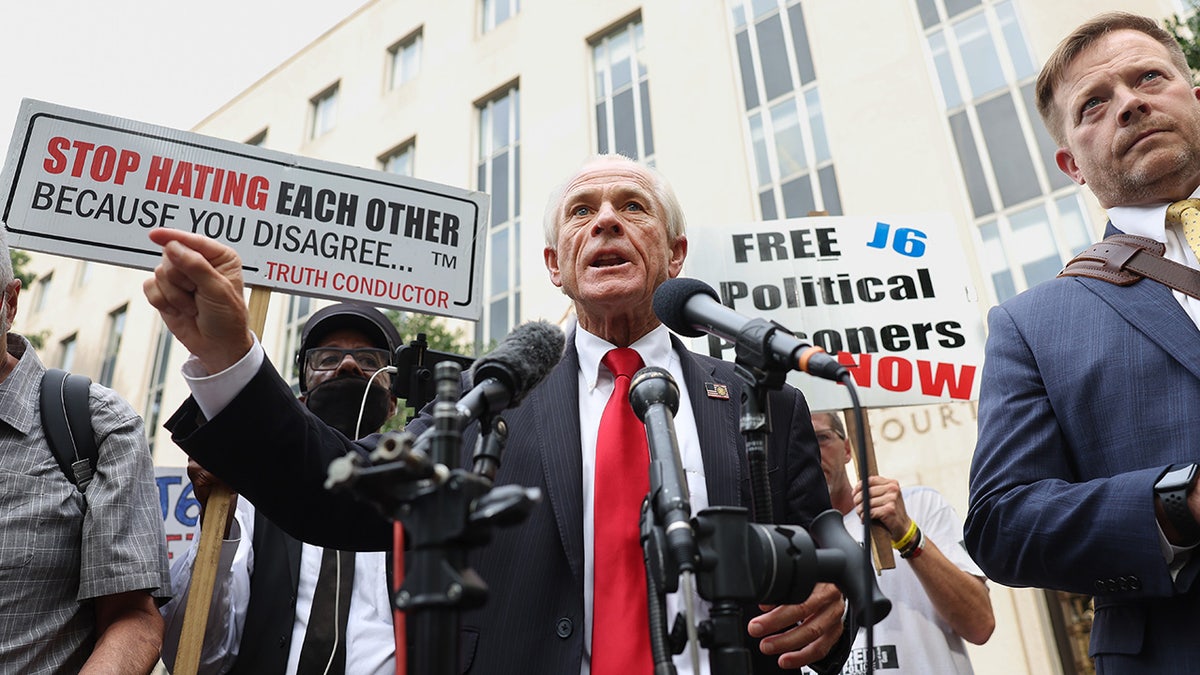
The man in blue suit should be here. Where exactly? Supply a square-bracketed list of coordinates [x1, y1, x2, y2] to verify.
[143, 155, 851, 673]
[965, 12, 1200, 673]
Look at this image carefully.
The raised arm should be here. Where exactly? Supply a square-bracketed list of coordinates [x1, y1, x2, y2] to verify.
[855, 479, 994, 644]
[143, 228, 254, 373]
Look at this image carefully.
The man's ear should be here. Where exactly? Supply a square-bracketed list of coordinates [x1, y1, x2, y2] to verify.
[668, 236, 688, 278]
[3, 279, 20, 328]
[1055, 148, 1086, 186]
[544, 247, 563, 288]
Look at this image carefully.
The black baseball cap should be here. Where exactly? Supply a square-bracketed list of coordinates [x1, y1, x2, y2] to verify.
[295, 302, 403, 392]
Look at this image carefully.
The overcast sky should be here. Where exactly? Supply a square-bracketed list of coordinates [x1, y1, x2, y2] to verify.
[0, 0, 368, 161]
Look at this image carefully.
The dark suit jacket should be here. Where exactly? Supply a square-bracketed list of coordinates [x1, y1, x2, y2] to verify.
[168, 335, 832, 674]
[226, 507, 395, 674]
[965, 225, 1200, 673]
[228, 510, 302, 675]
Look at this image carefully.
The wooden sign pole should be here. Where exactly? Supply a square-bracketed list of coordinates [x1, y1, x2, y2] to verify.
[842, 408, 895, 572]
[172, 286, 272, 675]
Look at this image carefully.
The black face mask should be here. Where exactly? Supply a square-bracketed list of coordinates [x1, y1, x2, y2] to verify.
[304, 375, 393, 439]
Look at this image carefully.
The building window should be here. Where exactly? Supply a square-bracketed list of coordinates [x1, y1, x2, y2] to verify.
[309, 83, 340, 140]
[918, 0, 1092, 302]
[144, 325, 173, 453]
[729, 0, 842, 219]
[245, 129, 268, 146]
[33, 272, 51, 313]
[482, 0, 520, 32]
[282, 295, 314, 393]
[591, 17, 655, 162]
[98, 304, 127, 387]
[75, 261, 93, 288]
[59, 333, 77, 372]
[388, 29, 423, 89]
[476, 84, 521, 349]
[380, 140, 416, 177]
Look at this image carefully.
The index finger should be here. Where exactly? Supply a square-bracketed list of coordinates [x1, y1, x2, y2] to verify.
[149, 228, 245, 294]
[149, 227, 224, 256]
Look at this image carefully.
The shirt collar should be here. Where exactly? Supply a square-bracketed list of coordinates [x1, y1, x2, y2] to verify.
[576, 323, 673, 392]
[1107, 186, 1200, 242]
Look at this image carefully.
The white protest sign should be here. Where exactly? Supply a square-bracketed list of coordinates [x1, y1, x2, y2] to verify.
[0, 99, 490, 320]
[156, 465, 201, 563]
[684, 214, 985, 410]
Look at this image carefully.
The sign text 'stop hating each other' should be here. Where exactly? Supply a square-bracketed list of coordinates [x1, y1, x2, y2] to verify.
[0, 99, 490, 320]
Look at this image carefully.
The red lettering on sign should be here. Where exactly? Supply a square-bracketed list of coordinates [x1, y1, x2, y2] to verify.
[916, 360, 975, 400]
[43, 137, 71, 174]
[144, 155, 269, 211]
[41, 137, 141, 184]
[835, 352, 975, 400]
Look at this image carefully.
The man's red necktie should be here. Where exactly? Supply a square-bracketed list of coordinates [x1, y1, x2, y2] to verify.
[592, 347, 651, 674]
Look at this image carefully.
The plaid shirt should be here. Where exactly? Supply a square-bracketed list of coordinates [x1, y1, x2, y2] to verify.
[0, 334, 170, 673]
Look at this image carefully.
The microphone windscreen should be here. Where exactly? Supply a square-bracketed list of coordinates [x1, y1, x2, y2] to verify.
[471, 320, 565, 405]
[629, 366, 681, 420]
[653, 278, 720, 338]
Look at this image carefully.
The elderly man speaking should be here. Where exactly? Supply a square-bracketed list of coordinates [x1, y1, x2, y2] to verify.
[144, 154, 849, 674]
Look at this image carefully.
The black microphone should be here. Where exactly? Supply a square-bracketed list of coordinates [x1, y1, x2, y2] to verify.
[653, 277, 847, 381]
[456, 320, 565, 424]
[629, 366, 698, 574]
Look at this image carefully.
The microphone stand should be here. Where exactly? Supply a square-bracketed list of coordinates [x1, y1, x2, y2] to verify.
[325, 361, 540, 675]
[392, 333, 476, 423]
[642, 501, 680, 675]
[726, 317, 796, 523]
[633, 368, 702, 674]
[734, 361, 784, 524]
[632, 364, 892, 675]
[689, 318, 893, 675]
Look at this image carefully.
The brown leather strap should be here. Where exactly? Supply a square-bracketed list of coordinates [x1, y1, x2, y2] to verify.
[1058, 233, 1200, 300]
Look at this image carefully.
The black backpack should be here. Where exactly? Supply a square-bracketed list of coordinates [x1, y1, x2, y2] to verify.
[39, 368, 97, 492]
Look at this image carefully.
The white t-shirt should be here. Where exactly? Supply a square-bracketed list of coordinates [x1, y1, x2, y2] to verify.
[809, 486, 984, 675]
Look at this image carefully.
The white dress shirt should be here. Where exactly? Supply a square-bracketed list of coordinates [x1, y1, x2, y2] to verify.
[162, 499, 395, 675]
[575, 323, 711, 675]
[1107, 192, 1200, 329]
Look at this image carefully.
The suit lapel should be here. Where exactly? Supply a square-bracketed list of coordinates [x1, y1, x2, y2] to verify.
[535, 336, 749, 584]
[673, 337, 742, 508]
[286, 534, 303, 591]
[1076, 275, 1200, 380]
[1091, 222, 1200, 380]
[534, 341, 585, 586]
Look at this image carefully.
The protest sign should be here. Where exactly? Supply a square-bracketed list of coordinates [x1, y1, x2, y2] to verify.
[156, 465, 200, 562]
[684, 213, 985, 410]
[0, 99, 489, 320]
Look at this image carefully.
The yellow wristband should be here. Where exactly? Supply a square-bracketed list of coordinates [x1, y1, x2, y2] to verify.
[891, 520, 919, 550]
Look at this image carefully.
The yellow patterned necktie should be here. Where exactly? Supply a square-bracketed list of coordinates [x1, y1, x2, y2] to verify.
[1165, 199, 1200, 261]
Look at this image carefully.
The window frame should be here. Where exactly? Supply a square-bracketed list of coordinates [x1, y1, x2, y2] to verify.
[387, 28, 423, 90]
[474, 83, 522, 351]
[916, 0, 1097, 303]
[308, 82, 341, 140]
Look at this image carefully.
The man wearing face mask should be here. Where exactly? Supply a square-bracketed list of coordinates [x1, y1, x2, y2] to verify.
[160, 302, 402, 675]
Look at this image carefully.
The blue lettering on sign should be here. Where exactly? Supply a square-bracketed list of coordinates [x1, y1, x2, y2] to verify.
[175, 483, 201, 528]
[155, 475, 181, 520]
[867, 221, 927, 258]
[154, 474, 201, 527]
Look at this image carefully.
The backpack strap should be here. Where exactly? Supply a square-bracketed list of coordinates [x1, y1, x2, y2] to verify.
[39, 368, 98, 492]
[1058, 233, 1200, 300]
